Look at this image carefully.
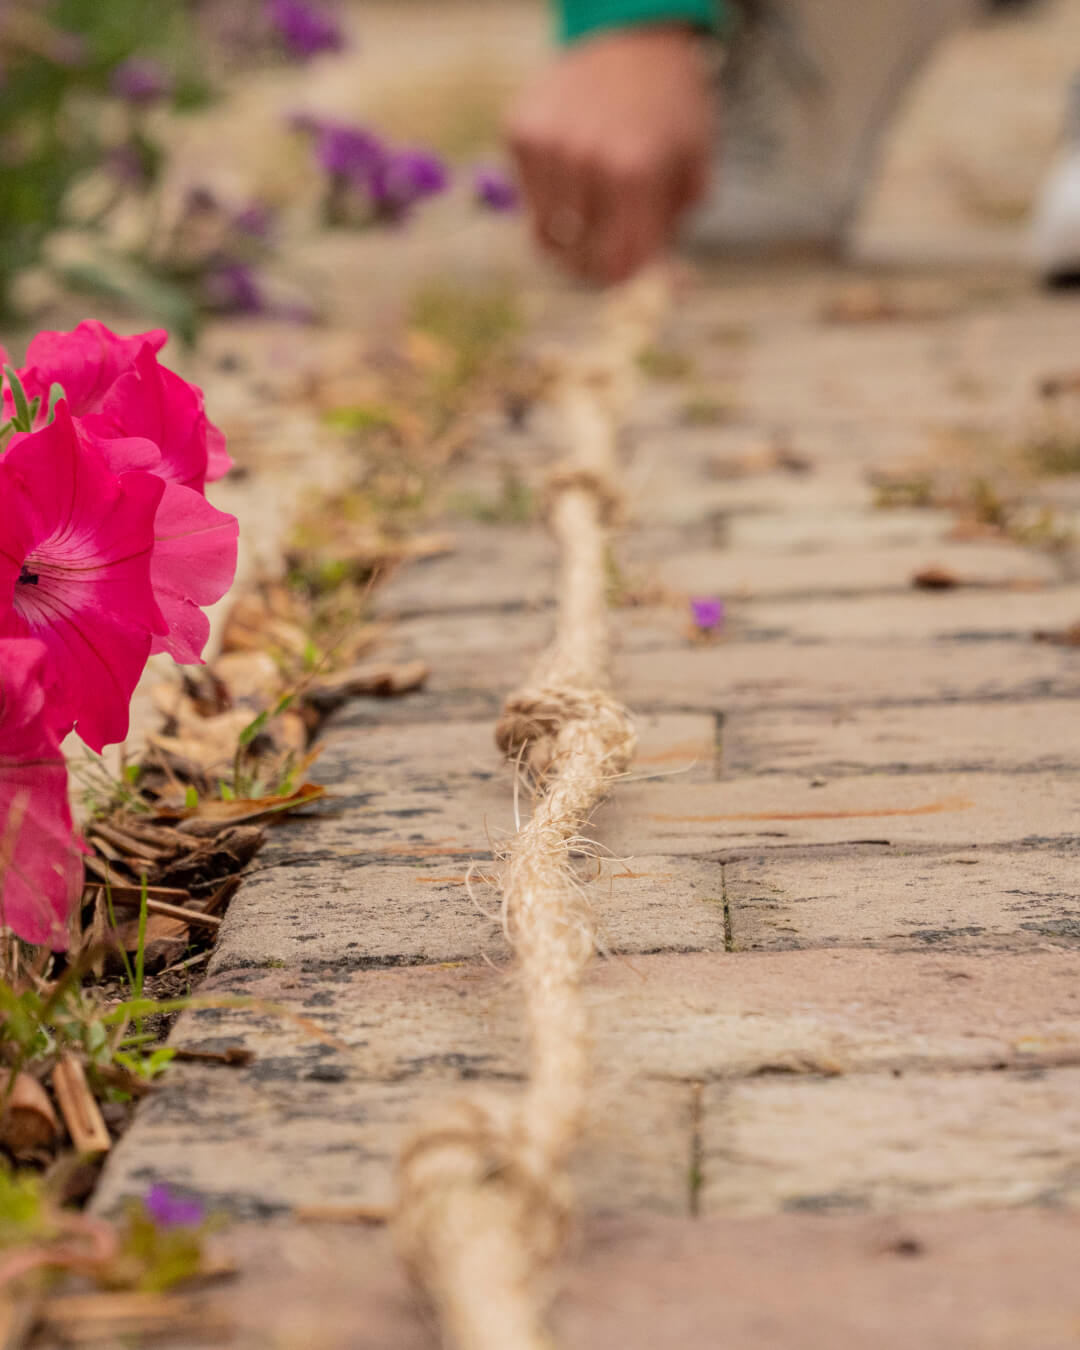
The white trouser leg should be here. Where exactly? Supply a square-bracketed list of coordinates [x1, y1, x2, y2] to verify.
[687, 0, 979, 252]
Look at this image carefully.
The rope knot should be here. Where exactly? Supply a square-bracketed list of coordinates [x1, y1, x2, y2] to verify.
[542, 466, 623, 527]
[495, 684, 636, 778]
[395, 1096, 571, 1281]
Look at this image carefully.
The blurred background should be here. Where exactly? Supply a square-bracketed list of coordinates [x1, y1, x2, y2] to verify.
[1, 0, 1079, 340]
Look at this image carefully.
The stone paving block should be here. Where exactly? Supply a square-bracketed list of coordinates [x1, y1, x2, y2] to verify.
[727, 846, 1080, 951]
[739, 583, 1080, 644]
[373, 525, 555, 617]
[599, 770, 1080, 854]
[210, 852, 728, 973]
[98, 949, 1080, 1217]
[317, 710, 715, 788]
[617, 637, 1080, 712]
[722, 507, 953, 554]
[137, 1208, 1080, 1350]
[94, 997, 695, 1218]
[725, 699, 1080, 776]
[701, 1067, 1080, 1216]
[273, 712, 716, 867]
[654, 541, 1060, 600]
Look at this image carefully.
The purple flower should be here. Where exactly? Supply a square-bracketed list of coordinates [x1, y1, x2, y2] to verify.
[690, 596, 725, 632]
[267, 0, 344, 60]
[233, 202, 274, 238]
[110, 58, 171, 106]
[204, 263, 265, 315]
[369, 148, 449, 221]
[309, 120, 385, 182]
[473, 166, 518, 213]
[144, 1184, 205, 1229]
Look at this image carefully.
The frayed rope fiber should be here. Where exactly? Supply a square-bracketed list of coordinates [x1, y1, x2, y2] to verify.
[393, 273, 670, 1350]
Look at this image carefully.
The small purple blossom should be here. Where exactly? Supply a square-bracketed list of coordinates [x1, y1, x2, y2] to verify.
[233, 202, 274, 238]
[144, 1184, 205, 1229]
[110, 58, 171, 106]
[267, 0, 345, 60]
[204, 263, 265, 315]
[690, 596, 725, 632]
[309, 120, 385, 182]
[369, 148, 449, 221]
[473, 165, 518, 213]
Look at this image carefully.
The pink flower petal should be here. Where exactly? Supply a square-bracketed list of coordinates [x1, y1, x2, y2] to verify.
[20, 321, 167, 416]
[0, 406, 166, 752]
[148, 483, 239, 664]
[87, 345, 211, 491]
[205, 420, 234, 482]
[0, 638, 83, 949]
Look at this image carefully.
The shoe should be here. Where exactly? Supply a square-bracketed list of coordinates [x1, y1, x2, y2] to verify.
[1030, 74, 1080, 285]
[686, 0, 980, 254]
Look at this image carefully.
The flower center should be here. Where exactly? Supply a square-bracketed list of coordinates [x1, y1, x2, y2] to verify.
[18, 565, 40, 586]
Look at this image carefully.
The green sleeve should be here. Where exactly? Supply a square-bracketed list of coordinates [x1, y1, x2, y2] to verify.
[557, 0, 723, 43]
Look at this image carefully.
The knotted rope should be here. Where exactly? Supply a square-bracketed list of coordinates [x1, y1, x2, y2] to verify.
[394, 272, 669, 1350]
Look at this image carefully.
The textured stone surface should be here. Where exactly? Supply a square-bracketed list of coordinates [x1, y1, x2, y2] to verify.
[134, 1208, 1080, 1350]
[727, 846, 1080, 950]
[599, 770, 1080, 855]
[654, 541, 1060, 601]
[724, 699, 1080, 775]
[618, 638, 1080, 712]
[96, 950, 1080, 1223]
[702, 1067, 1080, 1215]
[211, 851, 728, 973]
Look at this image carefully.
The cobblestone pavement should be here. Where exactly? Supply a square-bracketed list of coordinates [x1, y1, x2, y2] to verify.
[83, 260, 1080, 1348]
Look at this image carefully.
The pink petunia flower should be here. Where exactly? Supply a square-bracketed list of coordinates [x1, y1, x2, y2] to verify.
[0, 406, 166, 752]
[18, 320, 167, 418]
[14, 321, 233, 483]
[87, 345, 215, 493]
[0, 638, 84, 949]
[145, 481, 238, 665]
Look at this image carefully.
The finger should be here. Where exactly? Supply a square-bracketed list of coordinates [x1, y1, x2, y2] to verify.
[594, 158, 670, 284]
[553, 149, 604, 277]
[511, 135, 558, 248]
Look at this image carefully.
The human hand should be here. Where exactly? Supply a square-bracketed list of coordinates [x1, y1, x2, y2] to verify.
[507, 24, 714, 285]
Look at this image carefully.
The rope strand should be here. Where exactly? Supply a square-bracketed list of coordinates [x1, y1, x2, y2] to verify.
[394, 271, 669, 1350]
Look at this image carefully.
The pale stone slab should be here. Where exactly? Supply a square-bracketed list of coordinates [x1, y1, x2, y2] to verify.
[654, 541, 1059, 600]
[147, 1208, 1080, 1350]
[374, 525, 555, 617]
[278, 712, 717, 866]
[727, 847, 1080, 950]
[598, 771, 1080, 854]
[726, 700, 1080, 776]
[210, 853, 728, 973]
[95, 1042, 695, 1219]
[740, 583, 1080, 644]
[96, 951, 1080, 1220]
[702, 1068, 1080, 1216]
[317, 710, 715, 789]
[617, 638, 1080, 712]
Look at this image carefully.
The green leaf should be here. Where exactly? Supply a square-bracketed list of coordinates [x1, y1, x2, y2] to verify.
[184, 784, 199, 809]
[4, 367, 33, 432]
[46, 382, 67, 422]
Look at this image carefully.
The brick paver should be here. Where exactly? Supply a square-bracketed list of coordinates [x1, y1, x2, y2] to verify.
[93, 259, 1080, 1343]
